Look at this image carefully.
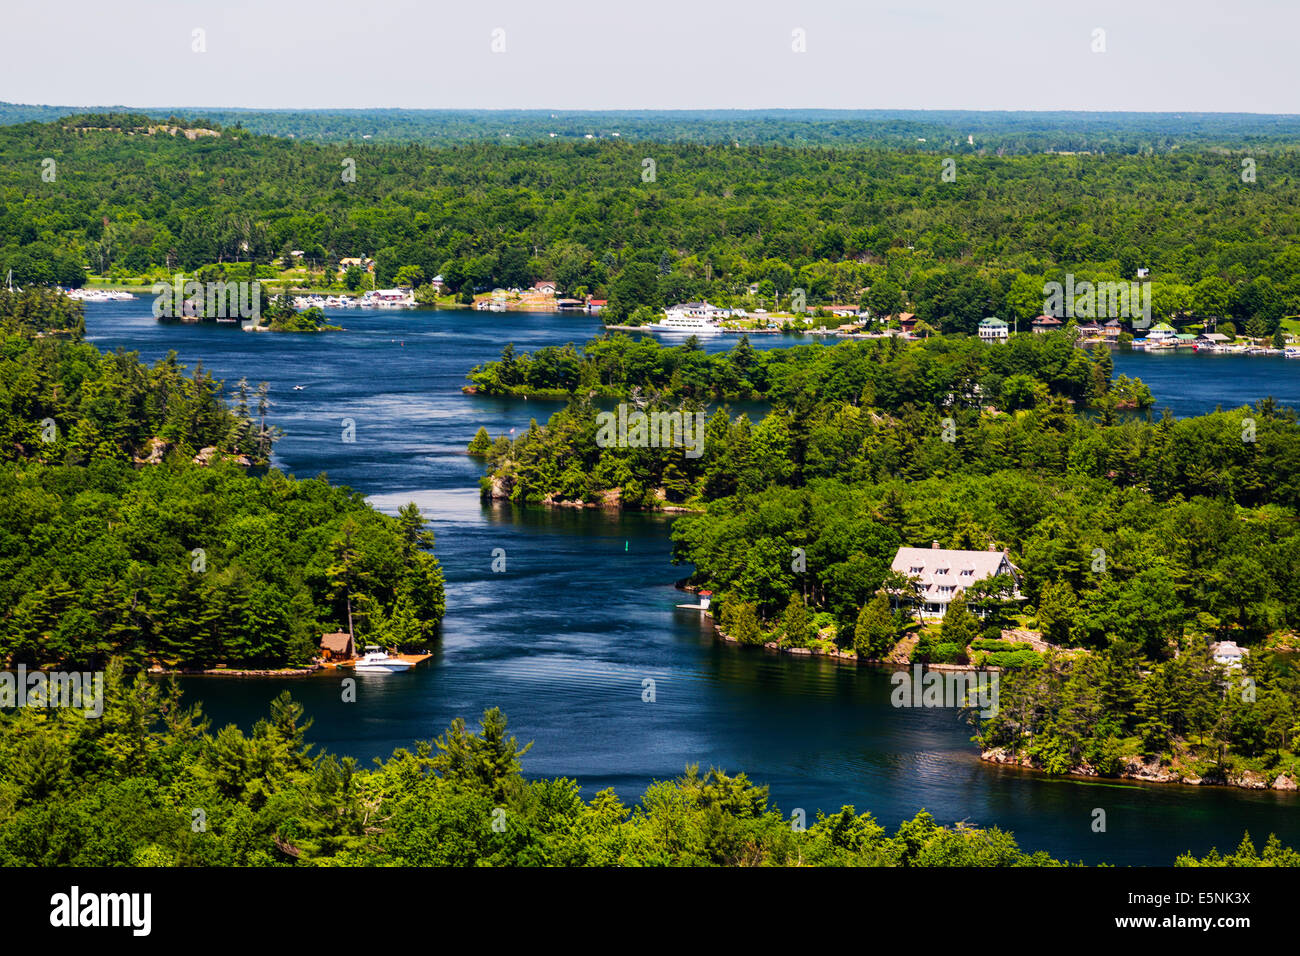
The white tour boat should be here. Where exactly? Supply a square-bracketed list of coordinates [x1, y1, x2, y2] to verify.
[650, 313, 725, 333]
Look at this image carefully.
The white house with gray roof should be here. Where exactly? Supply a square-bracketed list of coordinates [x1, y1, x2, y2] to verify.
[890, 542, 1021, 618]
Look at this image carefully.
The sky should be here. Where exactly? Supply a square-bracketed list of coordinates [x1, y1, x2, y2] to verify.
[2, 0, 1296, 113]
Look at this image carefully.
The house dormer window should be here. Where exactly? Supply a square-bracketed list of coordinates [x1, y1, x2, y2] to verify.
[960, 569, 974, 576]
[909, 566, 923, 574]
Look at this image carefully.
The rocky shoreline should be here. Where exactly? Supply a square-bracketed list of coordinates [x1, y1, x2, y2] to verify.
[708, 612, 998, 672]
[699, 594, 1299, 795]
[148, 664, 323, 678]
[981, 746, 1300, 792]
[483, 478, 703, 513]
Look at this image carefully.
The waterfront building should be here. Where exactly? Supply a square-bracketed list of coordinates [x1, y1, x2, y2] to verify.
[890, 542, 1022, 619]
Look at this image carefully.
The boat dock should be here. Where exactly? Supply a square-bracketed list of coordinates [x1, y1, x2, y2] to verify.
[321, 652, 433, 670]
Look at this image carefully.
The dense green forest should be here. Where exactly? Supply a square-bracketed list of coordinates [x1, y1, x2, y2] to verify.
[2, 680, 1293, 866]
[0, 288, 271, 465]
[978, 645, 1300, 785]
[466, 329, 1155, 408]
[0, 290, 444, 668]
[3, 115, 1300, 332]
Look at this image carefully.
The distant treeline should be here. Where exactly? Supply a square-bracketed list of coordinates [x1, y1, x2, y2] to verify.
[2, 117, 1300, 333]
[6, 104, 1300, 151]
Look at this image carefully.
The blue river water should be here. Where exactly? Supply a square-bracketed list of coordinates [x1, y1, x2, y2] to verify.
[81, 301, 1300, 865]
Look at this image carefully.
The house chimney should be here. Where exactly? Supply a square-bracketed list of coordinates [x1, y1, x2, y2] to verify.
[988, 542, 997, 551]
[931, 540, 940, 549]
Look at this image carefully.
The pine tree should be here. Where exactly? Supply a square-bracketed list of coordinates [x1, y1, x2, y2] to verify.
[467, 426, 493, 456]
[854, 593, 897, 658]
[940, 591, 978, 647]
[728, 602, 764, 645]
[780, 593, 813, 647]
[396, 502, 434, 561]
[1036, 579, 1078, 645]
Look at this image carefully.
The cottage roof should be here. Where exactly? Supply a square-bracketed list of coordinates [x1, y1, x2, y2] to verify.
[1210, 640, 1246, 658]
[891, 546, 1017, 595]
[320, 632, 353, 654]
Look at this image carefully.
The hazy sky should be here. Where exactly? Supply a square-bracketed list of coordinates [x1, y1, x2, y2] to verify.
[4, 0, 1296, 112]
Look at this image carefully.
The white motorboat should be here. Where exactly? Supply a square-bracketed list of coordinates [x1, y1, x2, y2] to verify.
[360, 288, 416, 308]
[352, 645, 413, 673]
[65, 288, 135, 302]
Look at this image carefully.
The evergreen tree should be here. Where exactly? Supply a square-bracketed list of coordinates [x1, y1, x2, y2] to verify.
[854, 593, 898, 658]
[727, 601, 764, 645]
[1036, 579, 1078, 645]
[940, 592, 979, 647]
[780, 593, 814, 647]
[467, 426, 493, 456]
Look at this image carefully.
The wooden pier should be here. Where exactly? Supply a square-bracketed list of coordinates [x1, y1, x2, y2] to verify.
[321, 652, 433, 670]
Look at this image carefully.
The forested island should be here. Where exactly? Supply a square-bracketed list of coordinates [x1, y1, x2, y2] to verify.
[465, 328, 1155, 407]
[468, 330, 1300, 790]
[0, 289, 444, 669]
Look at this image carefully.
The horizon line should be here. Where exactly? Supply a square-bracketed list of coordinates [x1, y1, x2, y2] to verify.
[7, 103, 1300, 119]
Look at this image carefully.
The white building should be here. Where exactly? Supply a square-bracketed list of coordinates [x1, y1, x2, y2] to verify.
[1145, 322, 1178, 343]
[978, 317, 1009, 341]
[1210, 641, 1247, 668]
[890, 542, 1021, 619]
[665, 301, 730, 321]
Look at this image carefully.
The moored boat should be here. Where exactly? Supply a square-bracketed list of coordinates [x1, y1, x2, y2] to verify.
[650, 313, 725, 333]
[352, 645, 414, 673]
